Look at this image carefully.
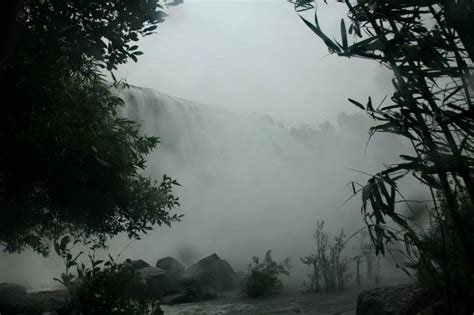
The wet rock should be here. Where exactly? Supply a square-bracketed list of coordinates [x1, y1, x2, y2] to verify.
[27, 289, 69, 312]
[156, 257, 185, 280]
[180, 253, 238, 291]
[127, 259, 151, 270]
[416, 301, 449, 315]
[127, 266, 181, 299]
[0, 283, 28, 314]
[161, 288, 218, 305]
[0, 282, 26, 305]
[356, 283, 434, 315]
[0, 283, 48, 314]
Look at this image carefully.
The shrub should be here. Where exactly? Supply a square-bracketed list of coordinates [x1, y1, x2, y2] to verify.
[54, 236, 162, 315]
[242, 250, 291, 298]
[301, 221, 351, 293]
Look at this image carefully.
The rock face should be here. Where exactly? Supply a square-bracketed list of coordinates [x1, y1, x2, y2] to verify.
[27, 289, 69, 313]
[0, 283, 27, 313]
[180, 253, 239, 291]
[0, 283, 67, 314]
[156, 257, 185, 280]
[128, 266, 181, 299]
[356, 283, 433, 315]
[127, 259, 151, 270]
[161, 288, 218, 305]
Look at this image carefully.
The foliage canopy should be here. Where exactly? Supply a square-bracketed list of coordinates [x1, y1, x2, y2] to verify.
[0, 0, 182, 255]
[242, 250, 291, 298]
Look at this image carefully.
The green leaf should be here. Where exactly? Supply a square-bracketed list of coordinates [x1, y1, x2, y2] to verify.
[54, 241, 61, 256]
[60, 236, 70, 252]
[299, 15, 341, 53]
[340, 19, 348, 49]
[143, 25, 158, 33]
[366, 97, 373, 112]
[348, 98, 365, 110]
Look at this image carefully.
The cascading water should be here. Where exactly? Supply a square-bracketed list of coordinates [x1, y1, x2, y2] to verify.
[115, 86, 415, 274]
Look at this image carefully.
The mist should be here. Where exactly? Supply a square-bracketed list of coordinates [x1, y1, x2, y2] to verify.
[114, 1, 394, 127]
[1, 0, 422, 293]
[0, 85, 421, 288]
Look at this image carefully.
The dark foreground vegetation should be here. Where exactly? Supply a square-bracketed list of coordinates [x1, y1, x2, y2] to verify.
[1, 0, 183, 314]
[0, 0, 182, 255]
[293, 0, 474, 313]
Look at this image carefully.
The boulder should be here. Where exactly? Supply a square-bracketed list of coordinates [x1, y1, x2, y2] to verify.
[356, 283, 434, 315]
[27, 289, 69, 312]
[127, 259, 151, 270]
[127, 267, 180, 299]
[0, 283, 27, 313]
[180, 253, 238, 291]
[0, 282, 26, 305]
[161, 288, 218, 305]
[156, 257, 185, 280]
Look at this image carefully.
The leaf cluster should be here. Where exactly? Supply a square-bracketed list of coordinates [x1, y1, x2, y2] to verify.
[242, 250, 291, 298]
[301, 221, 351, 293]
[0, 1, 183, 255]
[53, 236, 163, 315]
[3, 0, 178, 72]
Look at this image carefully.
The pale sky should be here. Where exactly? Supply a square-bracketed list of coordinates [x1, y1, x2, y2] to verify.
[116, 0, 393, 127]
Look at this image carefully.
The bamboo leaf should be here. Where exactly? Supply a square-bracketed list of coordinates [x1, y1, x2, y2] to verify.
[348, 98, 365, 110]
[60, 236, 70, 252]
[299, 15, 341, 53]
[341, 19, 348, 49]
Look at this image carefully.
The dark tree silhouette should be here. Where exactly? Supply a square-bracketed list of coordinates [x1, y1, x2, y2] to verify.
[292, 0, 474, 312]
[0, 0, 183, 255]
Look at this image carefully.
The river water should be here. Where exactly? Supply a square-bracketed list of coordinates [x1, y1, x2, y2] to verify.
[161, 285, 363, 315]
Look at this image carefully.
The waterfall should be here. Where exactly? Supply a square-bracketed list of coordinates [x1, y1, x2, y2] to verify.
[115, 86, 415, 271]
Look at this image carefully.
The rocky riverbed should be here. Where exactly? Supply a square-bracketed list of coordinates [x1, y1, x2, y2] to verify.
[1, 252, 427, 314]
[162, 285, 365, 315]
